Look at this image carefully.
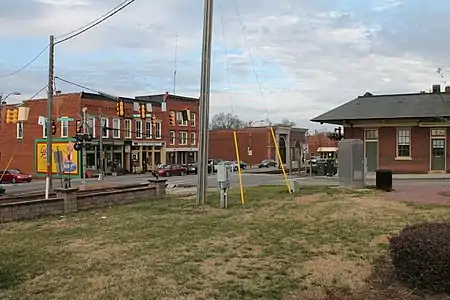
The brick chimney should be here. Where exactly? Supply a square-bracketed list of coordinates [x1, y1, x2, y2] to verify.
[432, 84, 441, 93]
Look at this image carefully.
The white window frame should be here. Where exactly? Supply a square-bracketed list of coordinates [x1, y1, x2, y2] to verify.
[190, 112, 195, 127]
[124, 119, 132, 139]
[177, 112, 187, 126]
[190, 132, 196, 145]
[169, 130, 175, 145]
[43, 119, 48, 138]
[60, 119, 69, 138]
[101, 118, 109, 138]
[87, 117, 95, 137]
[179, 131, 188, 145]
[155, 121, 162, 139]
[17, 122, 23, 140]
[145, 120, 152, 139]
[112, 119, 120, 138]
[396, 128, 411, 159]
[136, 120, 142, 139]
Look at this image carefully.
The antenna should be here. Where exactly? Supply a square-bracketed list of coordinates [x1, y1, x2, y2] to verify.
[173, 34, 178, 94]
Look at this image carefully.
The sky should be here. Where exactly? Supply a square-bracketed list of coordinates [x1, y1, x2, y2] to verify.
[0, 0, 448, 130]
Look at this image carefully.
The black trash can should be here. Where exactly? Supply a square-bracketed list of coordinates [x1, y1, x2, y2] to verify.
[375, 169, 393, 191]
[325, 159, 334, 176]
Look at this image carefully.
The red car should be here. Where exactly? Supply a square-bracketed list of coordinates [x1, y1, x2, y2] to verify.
[153, 164, 187, 177]
[0, 169, 32, 184]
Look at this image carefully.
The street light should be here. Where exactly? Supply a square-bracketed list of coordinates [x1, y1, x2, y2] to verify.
[0, 92, 21, 105]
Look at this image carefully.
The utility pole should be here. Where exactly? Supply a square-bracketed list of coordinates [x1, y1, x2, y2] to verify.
[82, 107, 87, 189]
[45, 35, 55, 199]
[196, 0, 214, 205]
[98, 108, 104, 180]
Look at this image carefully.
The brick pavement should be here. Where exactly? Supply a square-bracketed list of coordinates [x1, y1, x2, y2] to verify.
[384, 183, 450, 205]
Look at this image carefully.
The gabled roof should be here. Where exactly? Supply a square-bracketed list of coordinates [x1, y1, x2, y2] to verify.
[311, 91, 450, 125]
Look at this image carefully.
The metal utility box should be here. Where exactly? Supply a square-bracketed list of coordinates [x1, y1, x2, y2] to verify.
[338, 139, 365, 189]
[216, 164, 229, 182]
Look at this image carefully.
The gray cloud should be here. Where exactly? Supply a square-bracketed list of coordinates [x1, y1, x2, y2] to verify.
[0, 0, 448, 130]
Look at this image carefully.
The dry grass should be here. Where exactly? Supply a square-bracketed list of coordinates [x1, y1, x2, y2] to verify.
[1, 185, 450, 300]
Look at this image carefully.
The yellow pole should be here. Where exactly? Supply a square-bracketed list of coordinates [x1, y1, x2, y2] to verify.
[270, 127, 292, 193]
[233, 131, 245, 208]
[0, 156, 14, 182]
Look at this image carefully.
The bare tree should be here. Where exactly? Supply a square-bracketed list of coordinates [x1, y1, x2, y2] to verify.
[280, 118, 296, 127]
[210, 112, 246, 130]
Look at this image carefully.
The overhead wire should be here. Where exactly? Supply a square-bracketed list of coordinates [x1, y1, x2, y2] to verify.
[0, 44, 49, 78]
[54, 0, 136, 45]
[219, 3, 235, 115]
[233, 0, 271, 124]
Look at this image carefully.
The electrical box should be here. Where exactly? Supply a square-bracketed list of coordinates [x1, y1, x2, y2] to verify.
[216, 164, 229, 182]
[338, 139, 365, 189]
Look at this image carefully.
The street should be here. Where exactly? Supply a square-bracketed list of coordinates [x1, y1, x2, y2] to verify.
[3, 172, 449, 196]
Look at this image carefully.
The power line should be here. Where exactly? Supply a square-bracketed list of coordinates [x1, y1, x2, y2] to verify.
[55, 76, 120, 100]
[55, 1, 132, 40]
[0, 44, 49, 78]
[54, 0, 136, 45]
[29, 84, 49, 101]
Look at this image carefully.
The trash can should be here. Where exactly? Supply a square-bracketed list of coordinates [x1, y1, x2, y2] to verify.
[325, 159, 334, 176]
[375, 169, 393, 191]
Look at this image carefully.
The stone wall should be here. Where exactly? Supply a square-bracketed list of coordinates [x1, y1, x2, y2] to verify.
[0, 179, 166, 223]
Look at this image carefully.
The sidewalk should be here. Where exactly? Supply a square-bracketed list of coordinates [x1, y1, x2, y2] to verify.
[365, 173, 450, 180]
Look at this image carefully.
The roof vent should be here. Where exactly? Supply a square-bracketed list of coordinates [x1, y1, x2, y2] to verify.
[362, 92, 373, 97]
[432, 84, 441, 93]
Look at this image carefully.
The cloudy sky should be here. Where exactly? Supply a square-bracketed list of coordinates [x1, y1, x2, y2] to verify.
[0, 0, 447, 129]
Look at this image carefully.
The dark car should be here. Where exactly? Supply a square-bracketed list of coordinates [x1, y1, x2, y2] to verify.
[0, 169, 32, 184]
[258, 159, 277, 168]
[239, 161, 247, 169]
[153, 164, 187, 177]
[186, 162, 213, 174]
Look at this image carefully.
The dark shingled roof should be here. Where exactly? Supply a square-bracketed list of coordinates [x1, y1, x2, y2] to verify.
[311, 91, 450, 125]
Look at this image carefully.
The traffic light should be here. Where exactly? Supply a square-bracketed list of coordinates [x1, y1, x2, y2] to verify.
[76, 120, 83, 133]
[5, 109, 18, 124]
[151, 115, 156, 127]
[116, 100, 124, 117]
[181, 109, 191, 122]
[169, 112, 175, 126]
[139, 103, 146, 120]
[73, 133, 93, 151]
[51, 120, 57, 135]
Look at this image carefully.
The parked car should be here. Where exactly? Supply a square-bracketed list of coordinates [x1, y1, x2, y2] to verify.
[239, 161, 247, 169]
[0, 169, 32, 184]
[153, 164, 187, 177]
[186, 162, 213, 174]
[258, 159, 277, 168]
[217, 161, 238, 171]
[209, 158, 223, 172]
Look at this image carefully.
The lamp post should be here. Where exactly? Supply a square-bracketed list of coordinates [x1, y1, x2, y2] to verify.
[0, 92, 21, 128]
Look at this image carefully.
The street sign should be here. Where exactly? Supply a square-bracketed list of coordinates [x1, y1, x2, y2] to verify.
[58, 117, 74, 122]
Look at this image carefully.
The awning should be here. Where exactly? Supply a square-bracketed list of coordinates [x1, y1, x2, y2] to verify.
[317, 147, 338, 152]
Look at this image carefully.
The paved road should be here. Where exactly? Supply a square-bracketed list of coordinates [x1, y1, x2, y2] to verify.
[3, 173, 450, 195]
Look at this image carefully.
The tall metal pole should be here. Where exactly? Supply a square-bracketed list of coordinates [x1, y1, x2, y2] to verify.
[196, 0, 214, 205]
[45, 35, 55, 199]
[82, 107, 87, 189]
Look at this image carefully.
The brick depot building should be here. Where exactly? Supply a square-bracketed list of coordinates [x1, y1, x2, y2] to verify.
[306, 132, 338, 159]
[311, 85, 450, 174]
[209, 126, 308, 167]
[0, 92, 199, 177]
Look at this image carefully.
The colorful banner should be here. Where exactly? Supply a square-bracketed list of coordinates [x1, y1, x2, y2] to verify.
[35, 141, 79, 175]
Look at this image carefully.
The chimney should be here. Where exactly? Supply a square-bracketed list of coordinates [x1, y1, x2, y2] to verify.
[445, 86, 450, 93]
[432, 84, 441, 93]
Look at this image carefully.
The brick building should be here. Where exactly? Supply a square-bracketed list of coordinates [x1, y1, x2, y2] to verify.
[311, 85, 450, 174]
[0, 92, 199, 177]
[306, 132, 338, 159]
[209, 126, 308, 167]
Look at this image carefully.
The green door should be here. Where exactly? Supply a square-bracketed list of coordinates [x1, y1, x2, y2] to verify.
[365, 141, 378, 172]
[431, 139, 446, 171]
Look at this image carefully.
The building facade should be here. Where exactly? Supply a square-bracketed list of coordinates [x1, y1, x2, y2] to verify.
[209, 126, 308, 167]
[306, 132, 339, 159]
[311, 85, 450, 174]
[0, 92, 199, 177]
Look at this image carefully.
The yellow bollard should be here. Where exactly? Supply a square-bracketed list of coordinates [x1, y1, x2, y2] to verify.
[270, 127, 292, 193]
[233, 131, 245, 208]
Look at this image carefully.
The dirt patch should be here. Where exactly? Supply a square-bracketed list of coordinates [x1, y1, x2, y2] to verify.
[302, 255, 372, 291]
[294, 193, 326, 204]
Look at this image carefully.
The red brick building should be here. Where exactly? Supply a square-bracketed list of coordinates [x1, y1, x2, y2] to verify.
[311, 85, 450, 174]
[306, 133, 338, 159]
[0, 92, 199, 177]
[209, 126, 308, 167]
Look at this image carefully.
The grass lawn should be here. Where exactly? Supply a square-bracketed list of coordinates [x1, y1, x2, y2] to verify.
[1, 185, 450, 300]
